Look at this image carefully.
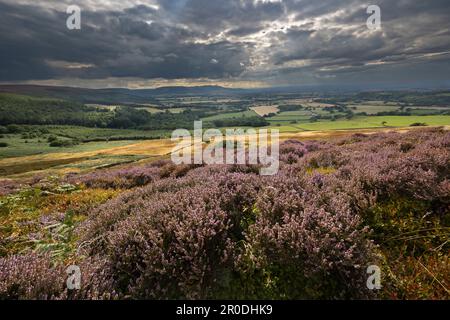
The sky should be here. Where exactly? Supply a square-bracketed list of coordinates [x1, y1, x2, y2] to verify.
[0, 0, 449, 89]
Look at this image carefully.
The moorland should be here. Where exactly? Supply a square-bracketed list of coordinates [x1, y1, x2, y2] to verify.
[0, 86, 448, 299]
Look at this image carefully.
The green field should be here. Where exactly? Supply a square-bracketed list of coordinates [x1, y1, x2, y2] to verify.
[293, 115, 450, 131]
[0, 137, 140, 159]
[268, 110, 312, 122]
[21, 126, 165, 139]
[349, 104, 400, 114]
[0, 126, 169, 159]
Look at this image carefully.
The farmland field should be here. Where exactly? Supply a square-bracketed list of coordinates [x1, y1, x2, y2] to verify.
[292, 115, 450, 131]
[0, 126, 169, 159]
[348, 104, 400, 114]
[250, 105, 280, 116]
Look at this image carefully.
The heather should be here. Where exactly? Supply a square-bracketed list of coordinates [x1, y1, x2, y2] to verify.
[0, 128, 448, 299]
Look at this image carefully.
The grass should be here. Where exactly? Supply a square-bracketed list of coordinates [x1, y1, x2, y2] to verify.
[268, 111, 312, 122]
[0, 138, 175, 177]
[408, 109, 446, 116]
[0, 137, 137, 159]
[348, 105, 400, 114]
[0, 184, 119, 258]
[38, 126, 169, 141]
[136, 107, 163, 113]
[250, 106, 280, 117]
[0, 126, 171, 159]
[295, 115, 450, 131]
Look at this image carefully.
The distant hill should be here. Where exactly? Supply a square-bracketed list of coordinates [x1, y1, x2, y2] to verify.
[2, 84, 447, 105]
[0, 85, 248, 105]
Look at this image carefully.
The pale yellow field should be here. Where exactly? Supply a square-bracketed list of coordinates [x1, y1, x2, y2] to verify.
[136, 107, 163, 113]
[86, 104, 118, 111]
[251, 105, 280, 116]
[0, 139, 176, 177]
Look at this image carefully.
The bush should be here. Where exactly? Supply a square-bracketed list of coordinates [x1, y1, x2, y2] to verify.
[0, 253, 65, 300]
[6, 124, 22, 133]
[77, 164, 376, 299]
[0, 142, 8, 147]
[0, 253, 117, 300]
[49, 139, 78, 147]
[70, 162, 164, 189]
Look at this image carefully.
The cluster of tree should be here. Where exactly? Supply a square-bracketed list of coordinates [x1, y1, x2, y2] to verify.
[210, 116, 269, 128]
[139, 109, 208, 130]
[323, 105, 348, 113]
[0, 94, 112, 127]
[278, 105, 303, 112]
[0, 94, 211, 131]
[310, 110, 354, 122]
[358, 91, 450, 106]
[0, 124, 50, 135]
[317, 91, 450, 107]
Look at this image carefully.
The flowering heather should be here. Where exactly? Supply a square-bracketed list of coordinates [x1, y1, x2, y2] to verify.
[0, 253, 65, 300]
[0, 180, 19, 196]
[68, 164, 161, 189]
[68, 160, 202, 190]
[0, 175, 46, 196]
[1, 128, 449, 299]
[0, 253, 117, 300]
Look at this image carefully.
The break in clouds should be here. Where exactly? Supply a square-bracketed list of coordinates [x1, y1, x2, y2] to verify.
[1, 0, 450, 88]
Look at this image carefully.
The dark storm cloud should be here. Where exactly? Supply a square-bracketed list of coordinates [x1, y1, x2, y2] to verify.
[0, 0, 449, 87]
[227, 26, 264, 37]
[263, 0, 450, 85]
[0, 1, 249, 81]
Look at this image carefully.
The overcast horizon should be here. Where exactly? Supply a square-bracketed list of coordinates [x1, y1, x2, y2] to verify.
[1, 0, 450, 89]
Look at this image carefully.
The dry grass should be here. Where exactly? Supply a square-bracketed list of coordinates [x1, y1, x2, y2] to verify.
[0, 139, 176, 177]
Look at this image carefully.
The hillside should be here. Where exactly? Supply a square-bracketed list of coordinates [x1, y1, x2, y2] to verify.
[0, 128, 448, 299]
[0, 85, 245, 104]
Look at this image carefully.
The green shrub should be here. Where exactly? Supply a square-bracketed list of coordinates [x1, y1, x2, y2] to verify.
[6, 124, 22, 133]
[49, 139, 78, 147]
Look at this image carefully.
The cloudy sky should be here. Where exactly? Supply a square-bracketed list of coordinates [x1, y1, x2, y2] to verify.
[0, 0, 449, 89]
